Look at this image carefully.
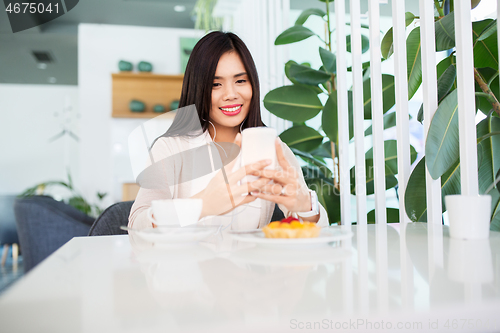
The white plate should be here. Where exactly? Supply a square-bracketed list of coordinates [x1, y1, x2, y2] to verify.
[126, 226, 217, 246]
[229, 228, 353, 248]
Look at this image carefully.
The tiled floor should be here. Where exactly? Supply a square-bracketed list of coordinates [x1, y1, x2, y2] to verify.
[0, 246, 24, 295]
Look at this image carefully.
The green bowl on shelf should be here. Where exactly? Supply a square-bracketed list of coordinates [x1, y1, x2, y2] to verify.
[118, 60, 133, 72]
[153, 104, 165, 113]
[170, 100, 179, 111]
[129, 100, 145, 112]
[138, 61, 153, 72]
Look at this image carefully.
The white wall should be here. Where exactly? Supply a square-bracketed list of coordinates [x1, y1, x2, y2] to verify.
[78, 24, 204, 205]
[0, 84, 79, 195]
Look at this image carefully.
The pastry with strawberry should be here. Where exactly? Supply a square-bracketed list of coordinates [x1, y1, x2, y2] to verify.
[262, 216, 321, 239]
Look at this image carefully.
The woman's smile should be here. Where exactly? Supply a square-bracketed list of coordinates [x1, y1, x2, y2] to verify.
[220, 104, 242, 116]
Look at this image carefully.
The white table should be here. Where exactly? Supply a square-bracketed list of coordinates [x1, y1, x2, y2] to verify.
[1, 223, 500, 332]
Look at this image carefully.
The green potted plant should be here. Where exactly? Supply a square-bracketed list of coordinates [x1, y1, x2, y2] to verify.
[264, 0, 414, 224]
[19, 172, 107, 218]
[379, 0, 500, 230]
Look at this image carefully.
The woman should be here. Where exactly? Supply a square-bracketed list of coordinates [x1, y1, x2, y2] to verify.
[129, 31, 328, 230]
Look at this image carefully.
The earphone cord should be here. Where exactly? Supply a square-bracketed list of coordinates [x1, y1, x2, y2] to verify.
[206, 117, 248, 233]
[208, 120, 228, 158]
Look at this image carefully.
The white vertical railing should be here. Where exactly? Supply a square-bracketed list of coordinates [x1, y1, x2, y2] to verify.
[356, 227, 369, 313]
[392, 0, 411, 224]
[376, 224, 389, 312]
[336, 0, 351, 225]
[280, 0, 291, 133]
[420, 0, 443, 225]
[455, 0, 479, 196]
[368, 0, 387, 224]
[420, 0, 444, 280]
[341, 227, 354, 314]
[350, 0, 367, 226]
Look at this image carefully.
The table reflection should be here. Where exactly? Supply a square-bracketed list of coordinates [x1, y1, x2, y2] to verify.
[128, 223, 500, 322]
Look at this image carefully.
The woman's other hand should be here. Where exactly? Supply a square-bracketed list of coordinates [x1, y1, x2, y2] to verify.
[192, 133, 272, 218]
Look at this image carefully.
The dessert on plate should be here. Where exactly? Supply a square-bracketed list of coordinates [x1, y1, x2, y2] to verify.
[262, 216, 321, 239]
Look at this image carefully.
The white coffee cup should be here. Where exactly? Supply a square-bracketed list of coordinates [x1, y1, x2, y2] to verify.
[241, 127, 277, 183]
[147, 199, 203, 227]
[445, 194, 491, 240]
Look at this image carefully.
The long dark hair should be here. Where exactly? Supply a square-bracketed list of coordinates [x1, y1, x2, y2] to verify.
[160, 31, 264, 139]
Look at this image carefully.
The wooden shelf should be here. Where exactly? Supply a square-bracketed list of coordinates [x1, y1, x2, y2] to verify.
[112, 73, 183, 118]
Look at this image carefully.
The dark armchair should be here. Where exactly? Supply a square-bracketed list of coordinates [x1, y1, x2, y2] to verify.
[88, 201, 133, 236]
[14, 196, 94, 272]
[0, 195, 19, 266]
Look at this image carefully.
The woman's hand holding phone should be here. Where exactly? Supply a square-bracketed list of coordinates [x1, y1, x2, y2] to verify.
[192, 133, 272, 219]
[249, 138, 315, 218]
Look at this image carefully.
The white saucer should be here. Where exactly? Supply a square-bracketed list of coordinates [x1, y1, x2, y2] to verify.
[229, 228, 353, 248]
[126, 226, 217, 246]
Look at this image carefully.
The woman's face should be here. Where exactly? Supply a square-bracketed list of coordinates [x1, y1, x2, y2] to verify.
[210, 51, 252, 133]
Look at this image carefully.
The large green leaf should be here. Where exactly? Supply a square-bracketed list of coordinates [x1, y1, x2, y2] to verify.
[473, 19, 496, 43]
[425, 90, 459, 180]
[322, 93, 338, 142]
[407, 28, 422, 100]
[477, 20, 497, 41]
[406, 141, 487, 222]
[490, 192, 500, 231]
[291, 148, 333, 178]
[417, 63, 456, 123]
[437, 54, 456, 79]
[363, 74, 396, 119]
[367, 208, 400, 223]
[288, 62, 331, 85]
[319, 47, 336, 73]
[380, 12, 416, 59]
[279, 125, 323, 152]
[264, 85, 323, 122]
[435, 13, 455, 51]
[323, 91, 354, 142]
[477, 117, 500, 193]
[476, 122, 500, 231]
[405, 156, 462, 222]
[405, 158, 430, 222]
[284, 61, 323, 94]
[306, 177, 340, 225]
[473, 24, 499, 70]
[436, 65, 456, 102]
[303, 165, 323, 179]
[433, 15, 493, 52]
[346, 34, 370, 54]
[295, 8, 326, 26]
[497, 168, 500, 195]
[366, 140, 418, 175]
[275, 25, 316, 45]
[310, 141, 333, 159]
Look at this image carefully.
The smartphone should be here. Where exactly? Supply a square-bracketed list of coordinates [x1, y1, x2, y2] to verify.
[241, 127, 277, 183]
